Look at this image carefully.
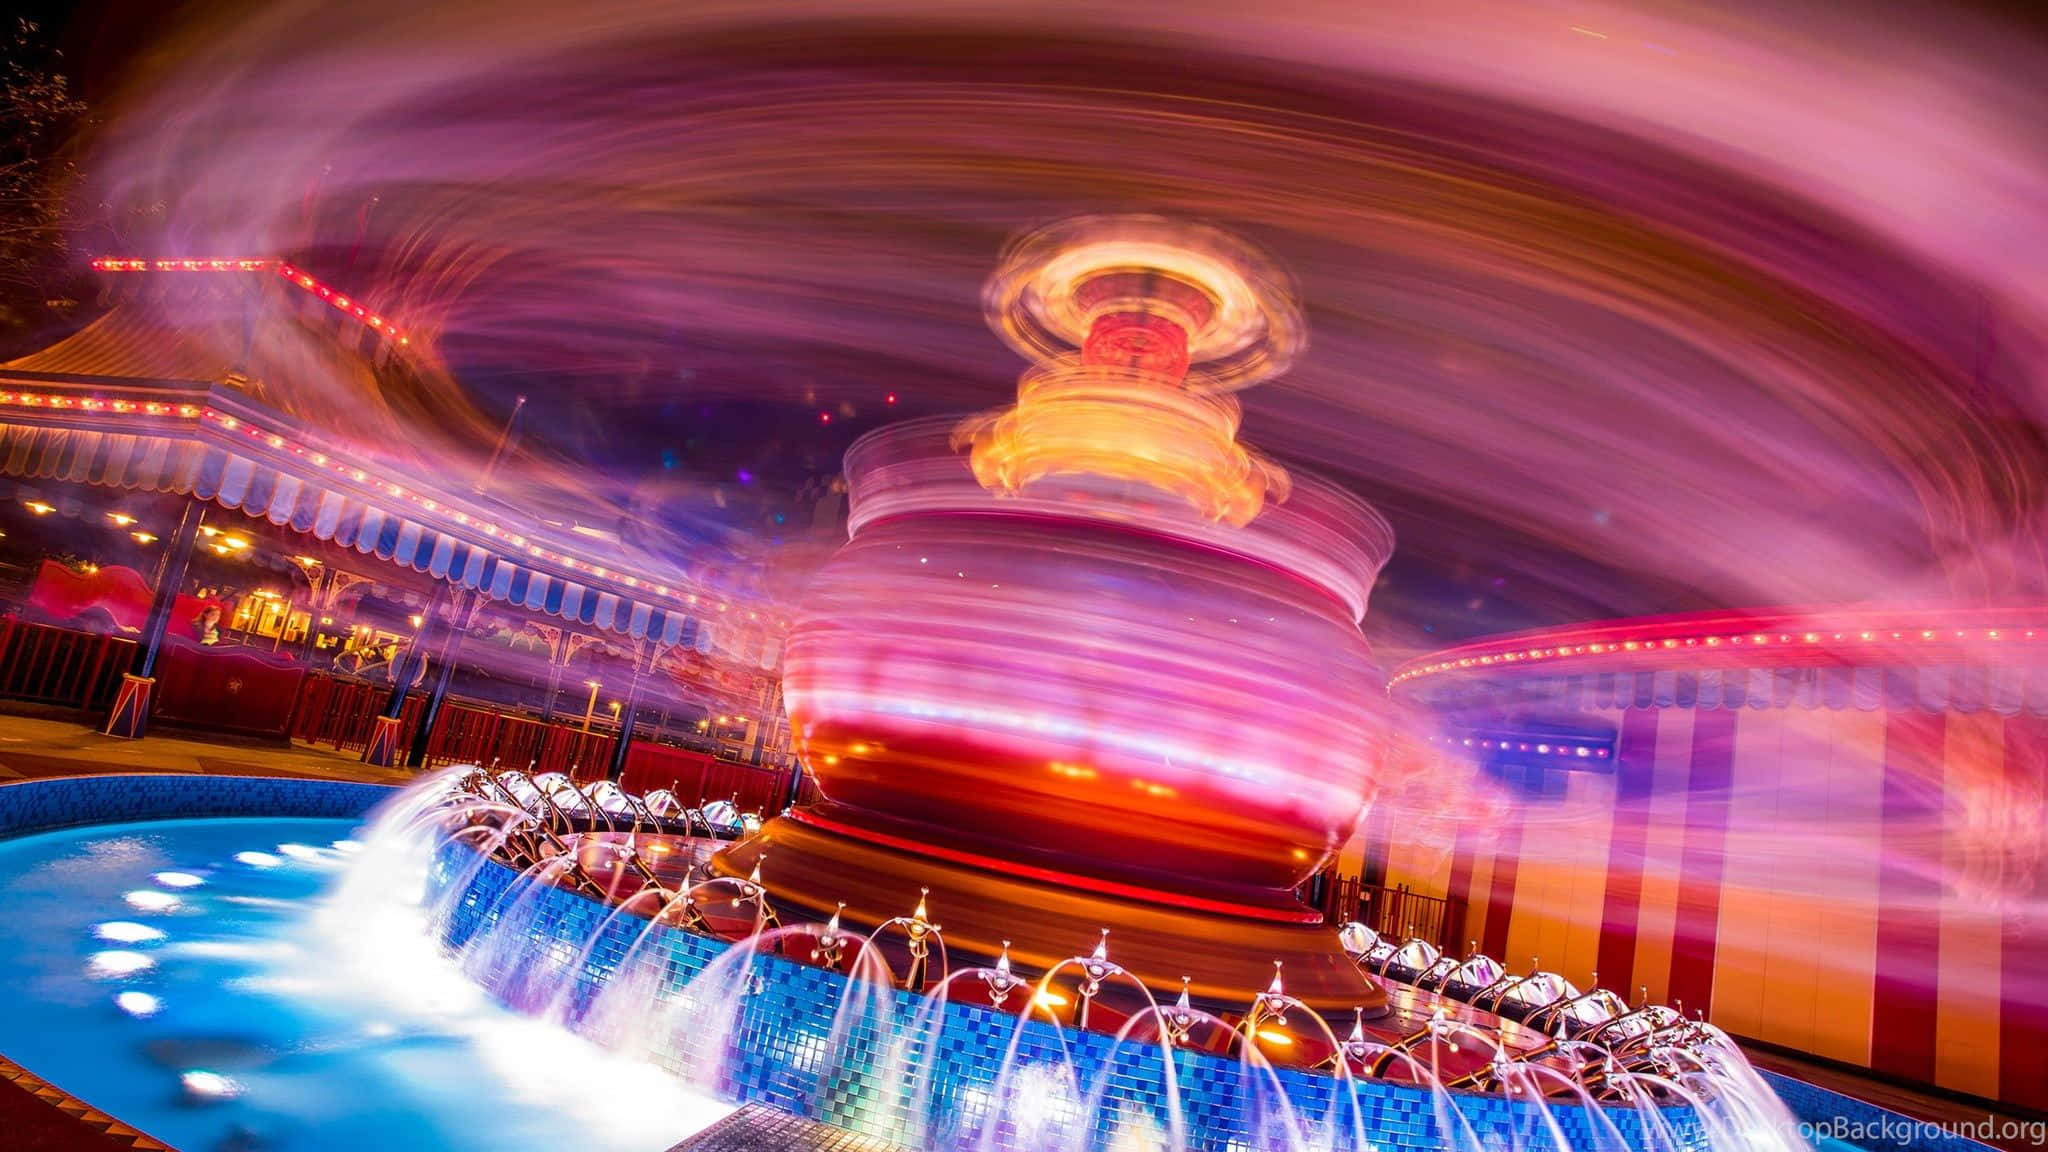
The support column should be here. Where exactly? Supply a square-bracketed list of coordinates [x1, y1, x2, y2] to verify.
[745, 677, 774, 767]
[781, 755, 808, 811]
[364, 582, 451, 767]
[539, 653, 563, 722]
[405, 590, 471, 768]
[605, 656, 648, 782]
[104, 499, 206, 739]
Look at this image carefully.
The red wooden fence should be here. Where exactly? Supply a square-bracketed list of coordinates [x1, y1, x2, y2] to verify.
[0, 638, 797, 812]
[419, 701, 617, 778]
[287, 672, 621, 776]
[0, 617, 135, 711]
[287, 672, 426, 752]
[620, 741, 790, 812]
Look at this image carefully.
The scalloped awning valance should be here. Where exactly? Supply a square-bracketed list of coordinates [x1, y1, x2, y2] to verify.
[0, 420, 715, 652]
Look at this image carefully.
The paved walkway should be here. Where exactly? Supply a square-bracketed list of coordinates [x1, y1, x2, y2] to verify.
[0, 710, 414, 786]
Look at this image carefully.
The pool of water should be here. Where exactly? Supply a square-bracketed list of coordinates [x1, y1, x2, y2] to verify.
[0, 816, 731, 1152]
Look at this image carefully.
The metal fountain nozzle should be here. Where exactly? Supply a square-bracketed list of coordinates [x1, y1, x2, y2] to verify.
[1072, 929, 1118, 1030]
[1426, 1007, 1463, 1054]
[907, 887, 933, 942]
[1083, 928, 1113, 979]
[1254, 960, 1290, 1025]
[979, 939, 1024, 1009]
[1340, 1007, 1372, 1063]
[1245, 955, 1294, 1024]
[1161, 976, 1198, 1047]
[811, 901, 848, 966]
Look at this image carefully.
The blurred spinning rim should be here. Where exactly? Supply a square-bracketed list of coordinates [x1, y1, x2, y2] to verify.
[715, 217, 1394, 1014]
[982, 213, 1307, 393]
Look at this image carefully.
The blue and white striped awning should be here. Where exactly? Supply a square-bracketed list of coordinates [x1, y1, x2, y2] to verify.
[0, 420, 715, 651]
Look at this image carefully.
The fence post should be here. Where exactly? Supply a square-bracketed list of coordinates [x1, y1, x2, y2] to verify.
[406, 591, 470, 768]
[605, 656, 649, 783]
[365, 583, 450, 767]
[105, 498, 205, 739]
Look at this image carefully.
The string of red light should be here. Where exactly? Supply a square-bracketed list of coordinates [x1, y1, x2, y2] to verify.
[88, 258, 410, 346]
[1391, 621, 2047, 689]
[67, 259, 807, 628]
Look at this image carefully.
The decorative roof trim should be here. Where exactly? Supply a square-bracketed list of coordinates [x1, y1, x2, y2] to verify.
[0, 396, 728, 652]
[1390, 607, 2048, 698]
[89, 257, 411, 346]
[1409, 665, 2048, 718]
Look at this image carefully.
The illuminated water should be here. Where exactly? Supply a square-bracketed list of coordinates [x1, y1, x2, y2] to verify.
[0, 816, 729, 1152]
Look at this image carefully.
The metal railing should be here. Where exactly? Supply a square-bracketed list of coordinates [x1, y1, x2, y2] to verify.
[420, 702, 617, 779]
[1325, 873, 1464, 953]
[288, 671, 624, 776]
[0, 617, 135, 711]
[618, 740, 791, 812]
[287, 672, 426, 752]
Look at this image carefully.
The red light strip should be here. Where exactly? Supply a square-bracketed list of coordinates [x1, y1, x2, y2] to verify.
[274, 262, 408, 345]
[0, 382, 757, 622]
[58, 266, 805, 629]
[1391, 619, 2047, 688]
[0, 390, 200, 418]
[90, 259, 270, 272]
[87, 257, 410, 346]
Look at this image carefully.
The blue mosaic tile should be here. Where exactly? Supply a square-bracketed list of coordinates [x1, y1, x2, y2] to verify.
[430, 841, 1720, 1152]
[0, 773, 391, 841]
[1760, 1070, 1998, 1152]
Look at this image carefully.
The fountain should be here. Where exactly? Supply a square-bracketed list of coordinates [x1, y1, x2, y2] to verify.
[400, 764, 1808, 1151]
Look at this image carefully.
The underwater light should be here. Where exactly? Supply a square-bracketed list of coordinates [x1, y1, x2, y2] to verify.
[153, 871, 204, 889]
[180, 1070, 243, 1100]
[95, 921, 166, 944]
[124, 890, 179, 912]
[88, 950, 154, 978]
[114, 991, 161, 1018]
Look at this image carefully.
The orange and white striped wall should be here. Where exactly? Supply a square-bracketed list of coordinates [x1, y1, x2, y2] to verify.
[1361, 703, 2047, 1111]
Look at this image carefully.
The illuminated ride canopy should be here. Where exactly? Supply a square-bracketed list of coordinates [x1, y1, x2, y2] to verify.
[715, 216, 1396, 1012]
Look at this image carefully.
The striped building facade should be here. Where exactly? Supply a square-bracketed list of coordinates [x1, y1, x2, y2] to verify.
[1382, 612, 2048, 1112]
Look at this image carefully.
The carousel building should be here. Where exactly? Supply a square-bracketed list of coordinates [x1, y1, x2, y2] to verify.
[0, 258, 793, 805]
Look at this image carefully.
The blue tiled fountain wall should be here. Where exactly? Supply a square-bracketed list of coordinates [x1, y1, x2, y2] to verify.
[0, 774, 1988, 1152]
[0, 772, 391, 839]
[1762, 1071, 2002, 1152]
[433, 840, 1706, 1152]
